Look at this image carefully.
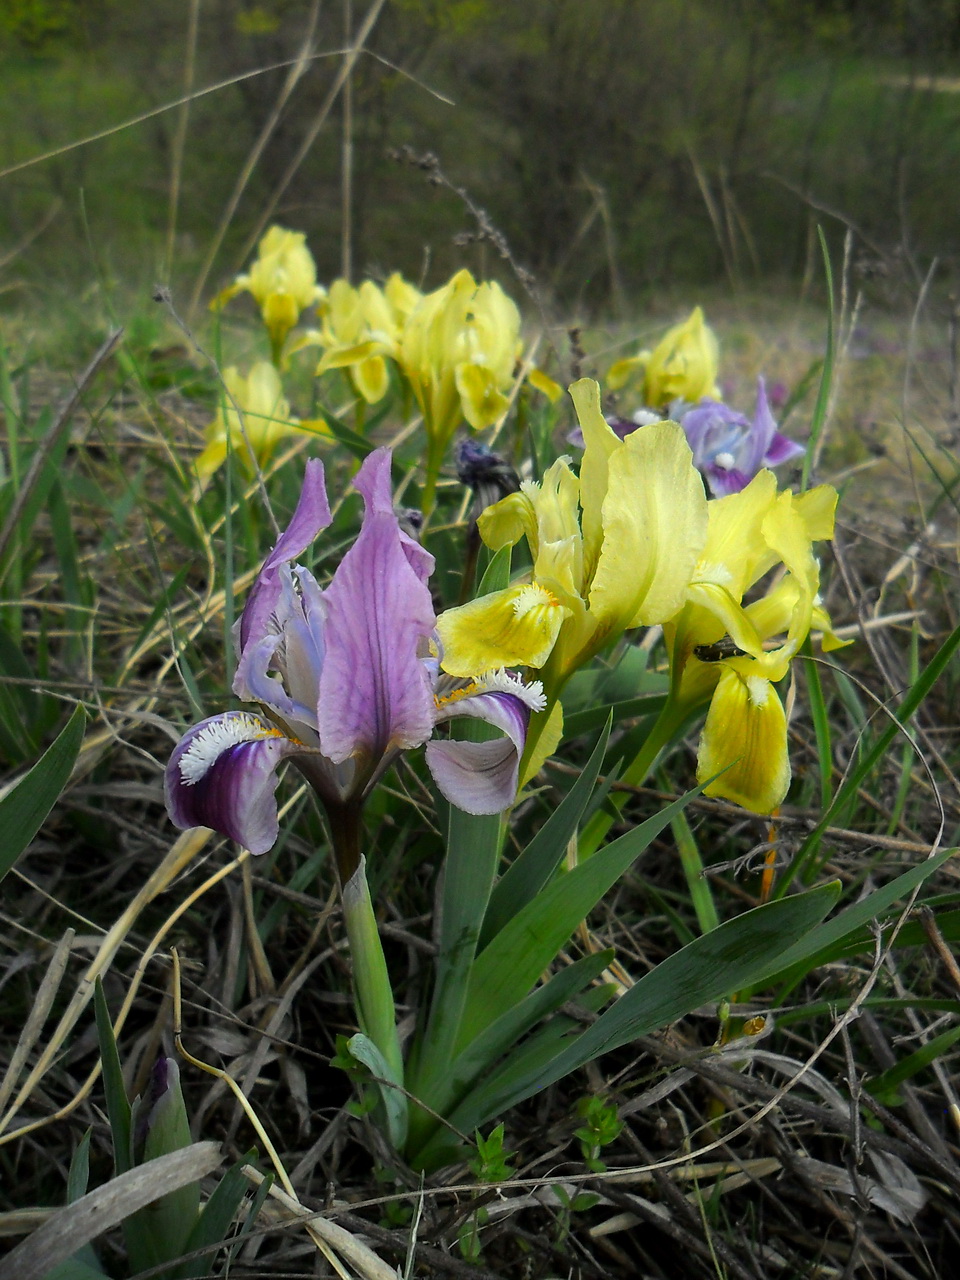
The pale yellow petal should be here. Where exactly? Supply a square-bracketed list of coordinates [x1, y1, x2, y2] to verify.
[697, 470, 778, 598]
[478, 489, 540, 559]
[527, 367, 563, 402]
[794, 483, 839, 541]
[518, 700, 564, 790]
[644, 306, 720, 407]
[316, 339, 388, 374]
[589, 420, 708, 632]
[698, 668, 790, 812]
[436, 583, 569, 677]
[455, 362, 510, 429]
[687, 582, 765, 657]
[352, 355, 389, 404]
[568, 378, 623, 582]
[194, 436, 228, 484]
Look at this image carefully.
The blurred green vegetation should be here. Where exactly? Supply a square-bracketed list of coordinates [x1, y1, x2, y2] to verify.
[3, 0, 960, 309]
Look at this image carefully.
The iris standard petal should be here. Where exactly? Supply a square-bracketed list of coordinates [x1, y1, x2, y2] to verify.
[237, 458, 332, 651]
[697, 668, 790, 813]
[477, 489, 540, 563]
[317, 449, 437, 768]
[754, 377, 805, 470]
[588, 420, 708, 633]
[568, 379, 623, 581]
[165, 711, 301, 855]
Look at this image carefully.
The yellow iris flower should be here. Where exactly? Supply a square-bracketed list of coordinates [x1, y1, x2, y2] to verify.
[664, 471, 845, 811]
[213, 226, 324, 363]
[304, 273, 422, 404]
[399, 268, 523, 446]
[195, 362, 322, 483]
[437, 378, 708, 695]
[607, 306, 720, 407]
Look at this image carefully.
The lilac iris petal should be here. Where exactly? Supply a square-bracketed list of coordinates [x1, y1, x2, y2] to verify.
[164, 711, 301, 855]
[426, 737, 523, 815]
[166, 455, 545, 855]
[427, 672, 545, 814]
[317, 449, 437, 771]
[234, 562, 326, 730]
[238, 457, 332, 651]
[752, 376, 805, 469]
[680, 376, 805, 496]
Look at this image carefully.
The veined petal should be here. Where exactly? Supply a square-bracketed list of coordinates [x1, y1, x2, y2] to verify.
[687, 581, 765, 657]
[569, 378, 623, 581]
[794, 484, 839, 541]
[696, 469, 778, 597]
[697, 668, 790, 812]
[237, 458, 332, 652]
[233, 564, 325, 734]
[428, 670, 546, 813]
[426, 737, 521, 815]
[165, 712, 301, 855]
[455, 362, 511, 430]
[589, 421, 707, 632]
[353, 355, 390, 404]
[436, 583, 569, 677]
[317, 449, 437, 768]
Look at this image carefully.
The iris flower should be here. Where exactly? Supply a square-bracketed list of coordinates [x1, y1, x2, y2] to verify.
[305, 273, 422, 405]
[436, 379, 708, 698]
[663, 470, 844, 811]
[396, 268, 526, 512]
[680, 376, 805, 496]
[194, 362, 319, 484]
[607, 306, 720, 408]
[213, 226, 324, 363]
[399, 268, 523, 440]
[165, 451, 544, 862]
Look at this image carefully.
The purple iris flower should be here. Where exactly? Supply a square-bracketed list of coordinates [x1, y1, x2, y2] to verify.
[680, 376, 805, 497]
[164, 449, 543, 857]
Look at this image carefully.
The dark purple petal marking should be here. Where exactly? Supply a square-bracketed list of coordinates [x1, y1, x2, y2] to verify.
[704, 464, 751, 497]
[165, 711, 300, 855]
[317, 449, 437, 770]
[237, 457, 331, 652]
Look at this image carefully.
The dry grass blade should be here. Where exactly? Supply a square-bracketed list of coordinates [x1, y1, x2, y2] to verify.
[0, 828, 210, 1142]
[241, 1166, 400, 1280]
[234, 0, 390, 270]
[0, 1142, 223, 1280]
[0, 928, 74, 1115]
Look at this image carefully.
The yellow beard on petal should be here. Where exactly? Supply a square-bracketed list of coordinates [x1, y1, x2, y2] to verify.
[436, 583, 569, 678]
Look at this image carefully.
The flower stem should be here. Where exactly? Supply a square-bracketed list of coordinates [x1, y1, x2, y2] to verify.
[420, 431, 447, 519]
